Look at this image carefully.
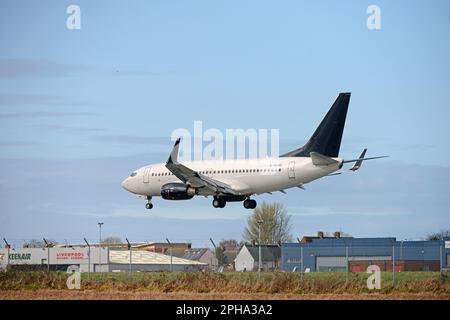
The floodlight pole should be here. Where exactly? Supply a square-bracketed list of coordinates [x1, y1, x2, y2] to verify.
[257, 220, 264, 274]
[166, 238, 172, 272]
[98, 222, 104, 272]
[297, 237, 303, 278]
[84, 238, 91, 280]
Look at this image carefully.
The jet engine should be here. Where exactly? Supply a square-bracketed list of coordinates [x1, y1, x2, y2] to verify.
[160, 183, 196, 200]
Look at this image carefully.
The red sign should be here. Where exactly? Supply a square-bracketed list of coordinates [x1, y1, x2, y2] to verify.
[56, 252, 85, 260]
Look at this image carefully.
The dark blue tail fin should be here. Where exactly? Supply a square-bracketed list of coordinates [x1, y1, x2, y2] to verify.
[282, 92, 350, 158]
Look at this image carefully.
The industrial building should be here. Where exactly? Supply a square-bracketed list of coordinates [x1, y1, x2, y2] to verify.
[0, 247, 108, 272]
[235, 245, 281, 271]
[282, 234, 450, 272]
[0, 246, 206, 272]
[109, 250, 206, 272]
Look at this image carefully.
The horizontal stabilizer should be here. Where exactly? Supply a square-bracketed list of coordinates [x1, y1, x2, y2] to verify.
[310, 152, 339, 166]
[349, 148, 367, 171]
[327, 172, 342, 176]
[343, 155, 388, 164]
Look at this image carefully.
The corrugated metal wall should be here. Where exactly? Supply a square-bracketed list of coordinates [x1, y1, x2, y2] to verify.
[281, 238, 449, 272]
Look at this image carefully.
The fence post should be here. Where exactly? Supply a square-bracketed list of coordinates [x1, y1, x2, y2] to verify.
[166, 238, 172, 272]
[43, 238, 50, 272]
[210, 238, 217, 271]
[3, 238, 10, 272]
[126, 238, 132, 280]
[346, 246, 349, 282]
[392, 245, 395, 286]
[84, 238, 90, 280]
[440, 245, 444, 283]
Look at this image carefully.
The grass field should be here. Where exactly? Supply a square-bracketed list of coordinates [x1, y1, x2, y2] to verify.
[1, 271, 449, 299]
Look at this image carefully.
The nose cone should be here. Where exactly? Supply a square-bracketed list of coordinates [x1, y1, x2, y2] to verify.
[121, 177, 131, 192]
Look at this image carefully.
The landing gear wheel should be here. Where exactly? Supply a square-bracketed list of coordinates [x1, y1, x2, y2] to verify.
[243, 199, 257, 209]
[145, 202, 153, 209]
[213, 199, 226, 208]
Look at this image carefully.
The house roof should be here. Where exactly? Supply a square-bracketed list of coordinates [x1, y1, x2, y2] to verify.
[244, 245, 281, 262]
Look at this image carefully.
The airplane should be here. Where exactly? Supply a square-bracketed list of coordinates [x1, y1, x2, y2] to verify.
[121, 92, 387, 210]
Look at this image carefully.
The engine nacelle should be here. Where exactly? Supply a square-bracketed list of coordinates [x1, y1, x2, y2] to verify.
[161, 183, 196, 200]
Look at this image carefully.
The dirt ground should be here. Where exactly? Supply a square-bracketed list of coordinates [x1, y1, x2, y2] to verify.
[1, 290, 449, 300]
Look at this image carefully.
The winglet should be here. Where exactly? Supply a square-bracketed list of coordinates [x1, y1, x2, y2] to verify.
[167, 137, 181, 165]
[350, 148, 367, 171]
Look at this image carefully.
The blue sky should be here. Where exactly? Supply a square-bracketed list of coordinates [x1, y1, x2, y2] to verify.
[0, 1, 449, 248]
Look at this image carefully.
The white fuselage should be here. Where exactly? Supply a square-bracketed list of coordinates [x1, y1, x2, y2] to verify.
[121, 156, 343, 198]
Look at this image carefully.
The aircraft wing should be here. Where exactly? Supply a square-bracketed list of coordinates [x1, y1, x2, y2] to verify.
[165, 138, 240, 195]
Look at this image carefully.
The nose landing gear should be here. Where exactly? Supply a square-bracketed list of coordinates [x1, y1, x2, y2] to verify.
[145, 196, 153, 209]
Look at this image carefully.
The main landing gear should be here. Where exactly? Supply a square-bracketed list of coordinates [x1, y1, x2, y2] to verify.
[145, 196, 153, 210]
[243, 198, 257, 209]
[212, 197, 226, 208]
[212, 196, 257, 209]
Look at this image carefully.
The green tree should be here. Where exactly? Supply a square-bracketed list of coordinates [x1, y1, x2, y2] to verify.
[215, 247, 228, 266]
[243, 202, 293, 244]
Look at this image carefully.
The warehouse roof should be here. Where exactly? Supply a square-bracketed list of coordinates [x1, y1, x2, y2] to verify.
[109, 250, 206, 265]
[182, 248, 210, 261]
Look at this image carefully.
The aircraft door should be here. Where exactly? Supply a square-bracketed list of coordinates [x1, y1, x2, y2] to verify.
[143, 167, 151, 184]
[288, 161, 295, 179]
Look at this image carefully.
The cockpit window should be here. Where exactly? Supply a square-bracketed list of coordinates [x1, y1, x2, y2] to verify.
[130, 172, 137, 177]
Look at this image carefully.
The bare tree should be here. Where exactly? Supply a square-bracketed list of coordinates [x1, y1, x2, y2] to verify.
[23, 239, 58, 248]
[101, 237, 123, 245]
[243, 202, 293, 244]
[219, 239, 240, 251]
[426, 230, 450, 241]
